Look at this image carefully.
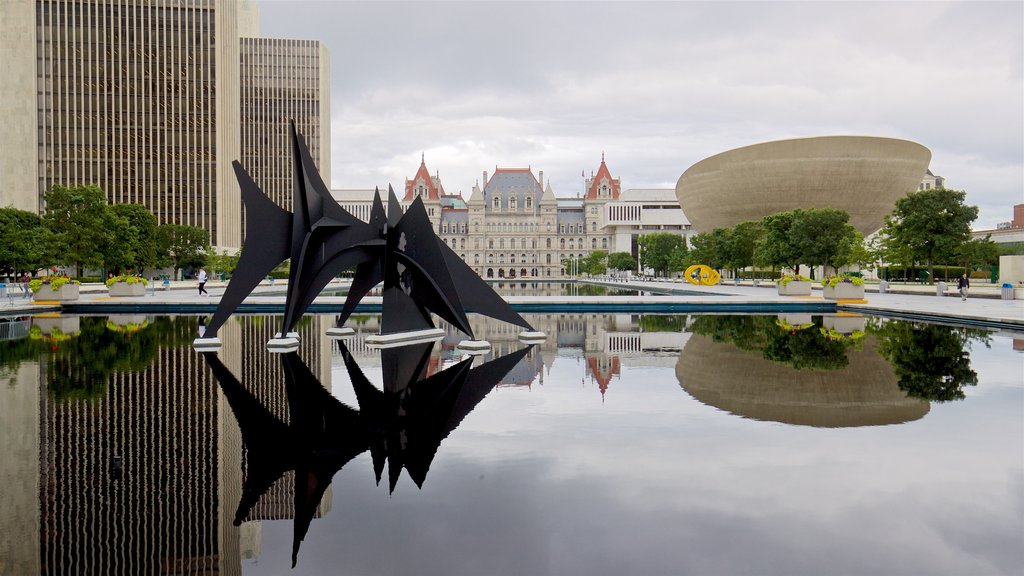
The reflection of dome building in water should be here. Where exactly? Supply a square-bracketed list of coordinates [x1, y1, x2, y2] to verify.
[675, 136, 932, 235]
[675, 334, 930, 427]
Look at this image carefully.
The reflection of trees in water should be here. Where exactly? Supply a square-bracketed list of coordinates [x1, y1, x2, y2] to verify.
[638, 314, 687, 332]
[688, 315, 854, 371]
[42, 317, 196, 402]
[870, 320, 986, 402]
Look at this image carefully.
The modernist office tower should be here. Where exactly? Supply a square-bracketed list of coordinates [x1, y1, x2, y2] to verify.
[0, 0, 329, 250]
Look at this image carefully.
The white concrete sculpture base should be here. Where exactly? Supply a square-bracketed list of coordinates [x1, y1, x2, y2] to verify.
[192, 337, 223, 352]
[267, 336, 300, 353]
[518, 330, 547, 343]
[326, 326, 356, 339]
[365, 328, 446, 349]
[457, 339, 491, 352]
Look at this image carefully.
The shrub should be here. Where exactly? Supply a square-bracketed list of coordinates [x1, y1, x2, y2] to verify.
[778, 274, 811, 286]
[29, 276, 81, 293]
[105, 274, 148, 287]
[822, 275, 865, 288]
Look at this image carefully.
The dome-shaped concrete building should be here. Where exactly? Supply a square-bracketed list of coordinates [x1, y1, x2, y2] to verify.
[675, 136, 931, 235]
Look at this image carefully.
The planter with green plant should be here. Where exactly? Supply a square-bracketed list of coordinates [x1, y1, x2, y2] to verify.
[30, 276, 81, 302]
[823, 314, 867, 335]
[821, 275, 865, 300]
[776, 274, 813, 296]
[105, 274, 148, 297]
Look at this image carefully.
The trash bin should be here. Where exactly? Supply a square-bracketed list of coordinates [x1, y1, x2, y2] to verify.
[1002, 283, 1014, 300]
[936, 281, 947, 296]
[879, 279, 888, 293]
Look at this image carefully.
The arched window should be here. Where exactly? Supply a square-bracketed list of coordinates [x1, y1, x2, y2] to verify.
[525, 196, 533, 209]
[591, 238, 597, 249]
[602, 238, 608, 249]
[493, 196, 500, 210]
[475, 254, 480, 264]
[487, 268, 493, 278]
[560, 238, 565, 249]
[521, 268, 527, 278]
[591, 221, 596, 232]
[460, 238, 465, 249]
[546, 254, 551, 264]
[510, 196, 517, 210]
[520, 253, 526, 264]
[499, 239, 505, 249]
[546, 238, 551, 249]
[489, 239, 494, 249]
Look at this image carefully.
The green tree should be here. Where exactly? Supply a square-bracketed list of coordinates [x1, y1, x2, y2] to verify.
[724, 220, 765, 274]
[689, 230, 728, 271]
[43, 184, 112, 277]
[581, 250, 608, 276]
[0, 207, 55, 276]
[789, 208, 859, 277]
[207, 249, 242, 279]
[639, 233, 687, 276]
[607, 251, 636, 272]
[955, 236, 999, 272]
[755, 211, 800, 273]
[106, 203, 160, 274]
[879, 188, 978, 283]
[157, 224, 210, 279]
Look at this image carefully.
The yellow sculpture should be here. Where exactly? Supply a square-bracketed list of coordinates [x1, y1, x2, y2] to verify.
[684, 264, 721, 286]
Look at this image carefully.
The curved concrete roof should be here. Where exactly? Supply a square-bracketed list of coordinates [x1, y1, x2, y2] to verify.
[675, 136, 931, 235]
[675, 334, 930, 428]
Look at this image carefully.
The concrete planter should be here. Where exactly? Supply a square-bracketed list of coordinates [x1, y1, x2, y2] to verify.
[33, 283, 79, 302]
[777, 280, 812, 296]
[107, 281, 147, 297]
[823, 315, 866, 334]
[822, 282, 864, 300]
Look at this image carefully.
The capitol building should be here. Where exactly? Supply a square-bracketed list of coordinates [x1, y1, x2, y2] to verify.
[333, 156, 691, 279]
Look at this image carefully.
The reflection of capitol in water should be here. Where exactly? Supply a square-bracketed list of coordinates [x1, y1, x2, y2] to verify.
[0, 315, 332, 575]
[676, 328, 931, 428]
[333, 313, 690, 398]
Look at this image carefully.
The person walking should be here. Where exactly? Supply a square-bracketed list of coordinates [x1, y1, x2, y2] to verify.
[198, 268, 209, 297]
[957, 273, 970, 301]
[20, 273, 30, 298]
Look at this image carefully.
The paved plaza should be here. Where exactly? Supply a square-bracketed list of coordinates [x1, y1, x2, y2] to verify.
[2, 278, 1022, 331]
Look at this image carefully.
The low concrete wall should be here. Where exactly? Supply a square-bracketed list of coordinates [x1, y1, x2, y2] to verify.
[999, 255, 1024, 287]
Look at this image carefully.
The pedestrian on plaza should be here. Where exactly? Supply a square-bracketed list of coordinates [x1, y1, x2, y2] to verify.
[20, 273, 30, 298]
[198, 268, 209, 296]
[957, 273, 970, 301]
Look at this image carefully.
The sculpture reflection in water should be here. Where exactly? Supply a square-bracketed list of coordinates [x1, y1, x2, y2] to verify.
[202, 341, 533, 567]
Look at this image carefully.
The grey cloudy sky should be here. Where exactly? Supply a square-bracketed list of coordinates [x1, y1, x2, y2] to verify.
[256, 0, 1023, 229]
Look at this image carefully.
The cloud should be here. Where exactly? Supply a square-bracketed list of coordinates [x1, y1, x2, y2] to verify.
[257, 1, 1023, 229]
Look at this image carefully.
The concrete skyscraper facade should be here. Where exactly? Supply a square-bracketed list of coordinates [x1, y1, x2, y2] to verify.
[0, 0, 330, 251]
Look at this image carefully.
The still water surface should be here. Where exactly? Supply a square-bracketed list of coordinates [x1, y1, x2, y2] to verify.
[0, 313, 1021, 575]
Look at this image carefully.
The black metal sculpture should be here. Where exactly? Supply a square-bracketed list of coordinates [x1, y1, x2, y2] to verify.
[194, 123, 539, 351]
[202, 340, 533, 567]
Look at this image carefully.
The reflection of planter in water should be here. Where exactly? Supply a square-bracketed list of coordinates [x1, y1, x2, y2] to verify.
[823, 283, 864, 300]
[777, 281, 812, 296]
[107, 281, 146, 297]
[32, 315, 81, 337]
[676, 333, 930, 427]
[33, 283, 79, 302]
[823, 315, 867, 334]
[106, 314, 151, 333]
[777, 313, 813, 330]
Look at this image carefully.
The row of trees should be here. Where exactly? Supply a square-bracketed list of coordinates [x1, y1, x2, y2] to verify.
[0, 184, 211, 279]
[632, 188, 998, 282]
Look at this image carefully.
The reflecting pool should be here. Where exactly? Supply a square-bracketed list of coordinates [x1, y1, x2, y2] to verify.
[0, 313, 1021, 575]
